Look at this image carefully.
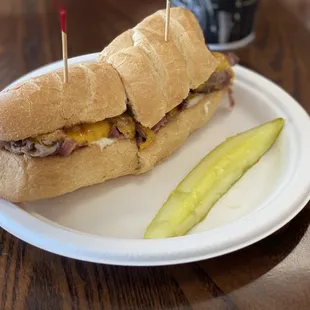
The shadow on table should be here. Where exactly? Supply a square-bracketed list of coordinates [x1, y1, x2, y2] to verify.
[7, 206, 310, 310]
[196, 203, 310, 294]
[67, 205, 310, 309]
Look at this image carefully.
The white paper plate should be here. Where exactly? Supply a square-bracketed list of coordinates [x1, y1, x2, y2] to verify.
[0, 53, 310, 266]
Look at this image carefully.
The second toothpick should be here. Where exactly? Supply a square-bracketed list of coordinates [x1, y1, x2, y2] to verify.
[165, 0, 171, 42]
[60, 7, 69, 83]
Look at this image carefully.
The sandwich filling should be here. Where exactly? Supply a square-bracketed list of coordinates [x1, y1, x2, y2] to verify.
[0, 52, 239, 158]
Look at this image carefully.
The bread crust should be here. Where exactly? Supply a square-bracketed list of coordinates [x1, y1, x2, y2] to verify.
[0, 62, 126, 141]
[136, 89, 226, 174]
[0, 7, 217, 141]
[0, 139, 138, 202]
[0, 7, 229, 202]
[0, 90, 225, 202]
[99, 7, 218, 128]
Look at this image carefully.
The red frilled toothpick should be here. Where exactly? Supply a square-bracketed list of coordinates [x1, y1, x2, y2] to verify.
[60, 7, 69, 83]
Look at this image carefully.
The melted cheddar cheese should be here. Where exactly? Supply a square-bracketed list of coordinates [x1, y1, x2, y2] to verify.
[139, 127, 156, 150]
[34, 52, 231, 150]
[212, 52, 234, 76]
[65, 120, 111, 144]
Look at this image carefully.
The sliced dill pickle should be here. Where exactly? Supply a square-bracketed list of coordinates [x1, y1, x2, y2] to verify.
[144, 118, 285, 239]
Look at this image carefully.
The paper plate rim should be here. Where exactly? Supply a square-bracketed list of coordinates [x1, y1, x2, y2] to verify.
[0, 53, 309, 266]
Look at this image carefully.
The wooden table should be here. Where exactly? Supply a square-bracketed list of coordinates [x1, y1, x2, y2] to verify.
[1, 0, 310, 309]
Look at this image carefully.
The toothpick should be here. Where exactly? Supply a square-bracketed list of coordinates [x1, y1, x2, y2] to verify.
[165, 0, 171, 42]
[60, 8, 69, 83]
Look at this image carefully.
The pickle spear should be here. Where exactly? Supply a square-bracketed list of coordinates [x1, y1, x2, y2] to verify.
[144, 118, 285, 239]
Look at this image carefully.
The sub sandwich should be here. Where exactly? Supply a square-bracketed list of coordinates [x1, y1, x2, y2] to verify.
[0, 7, 238, 202]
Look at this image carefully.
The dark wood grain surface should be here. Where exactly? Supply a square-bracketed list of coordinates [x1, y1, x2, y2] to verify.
[283, 0, 310, 30]
[1, 0, 310, 309]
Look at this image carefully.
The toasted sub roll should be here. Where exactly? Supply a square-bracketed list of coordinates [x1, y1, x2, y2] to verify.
[136, 90, 226, 174]
[98, 7, 218, 128]
[0, 90, 225, 202]
[0, 62, 126, 141]
[0, 7, 236, 202]
[0, 140, 138, 202]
